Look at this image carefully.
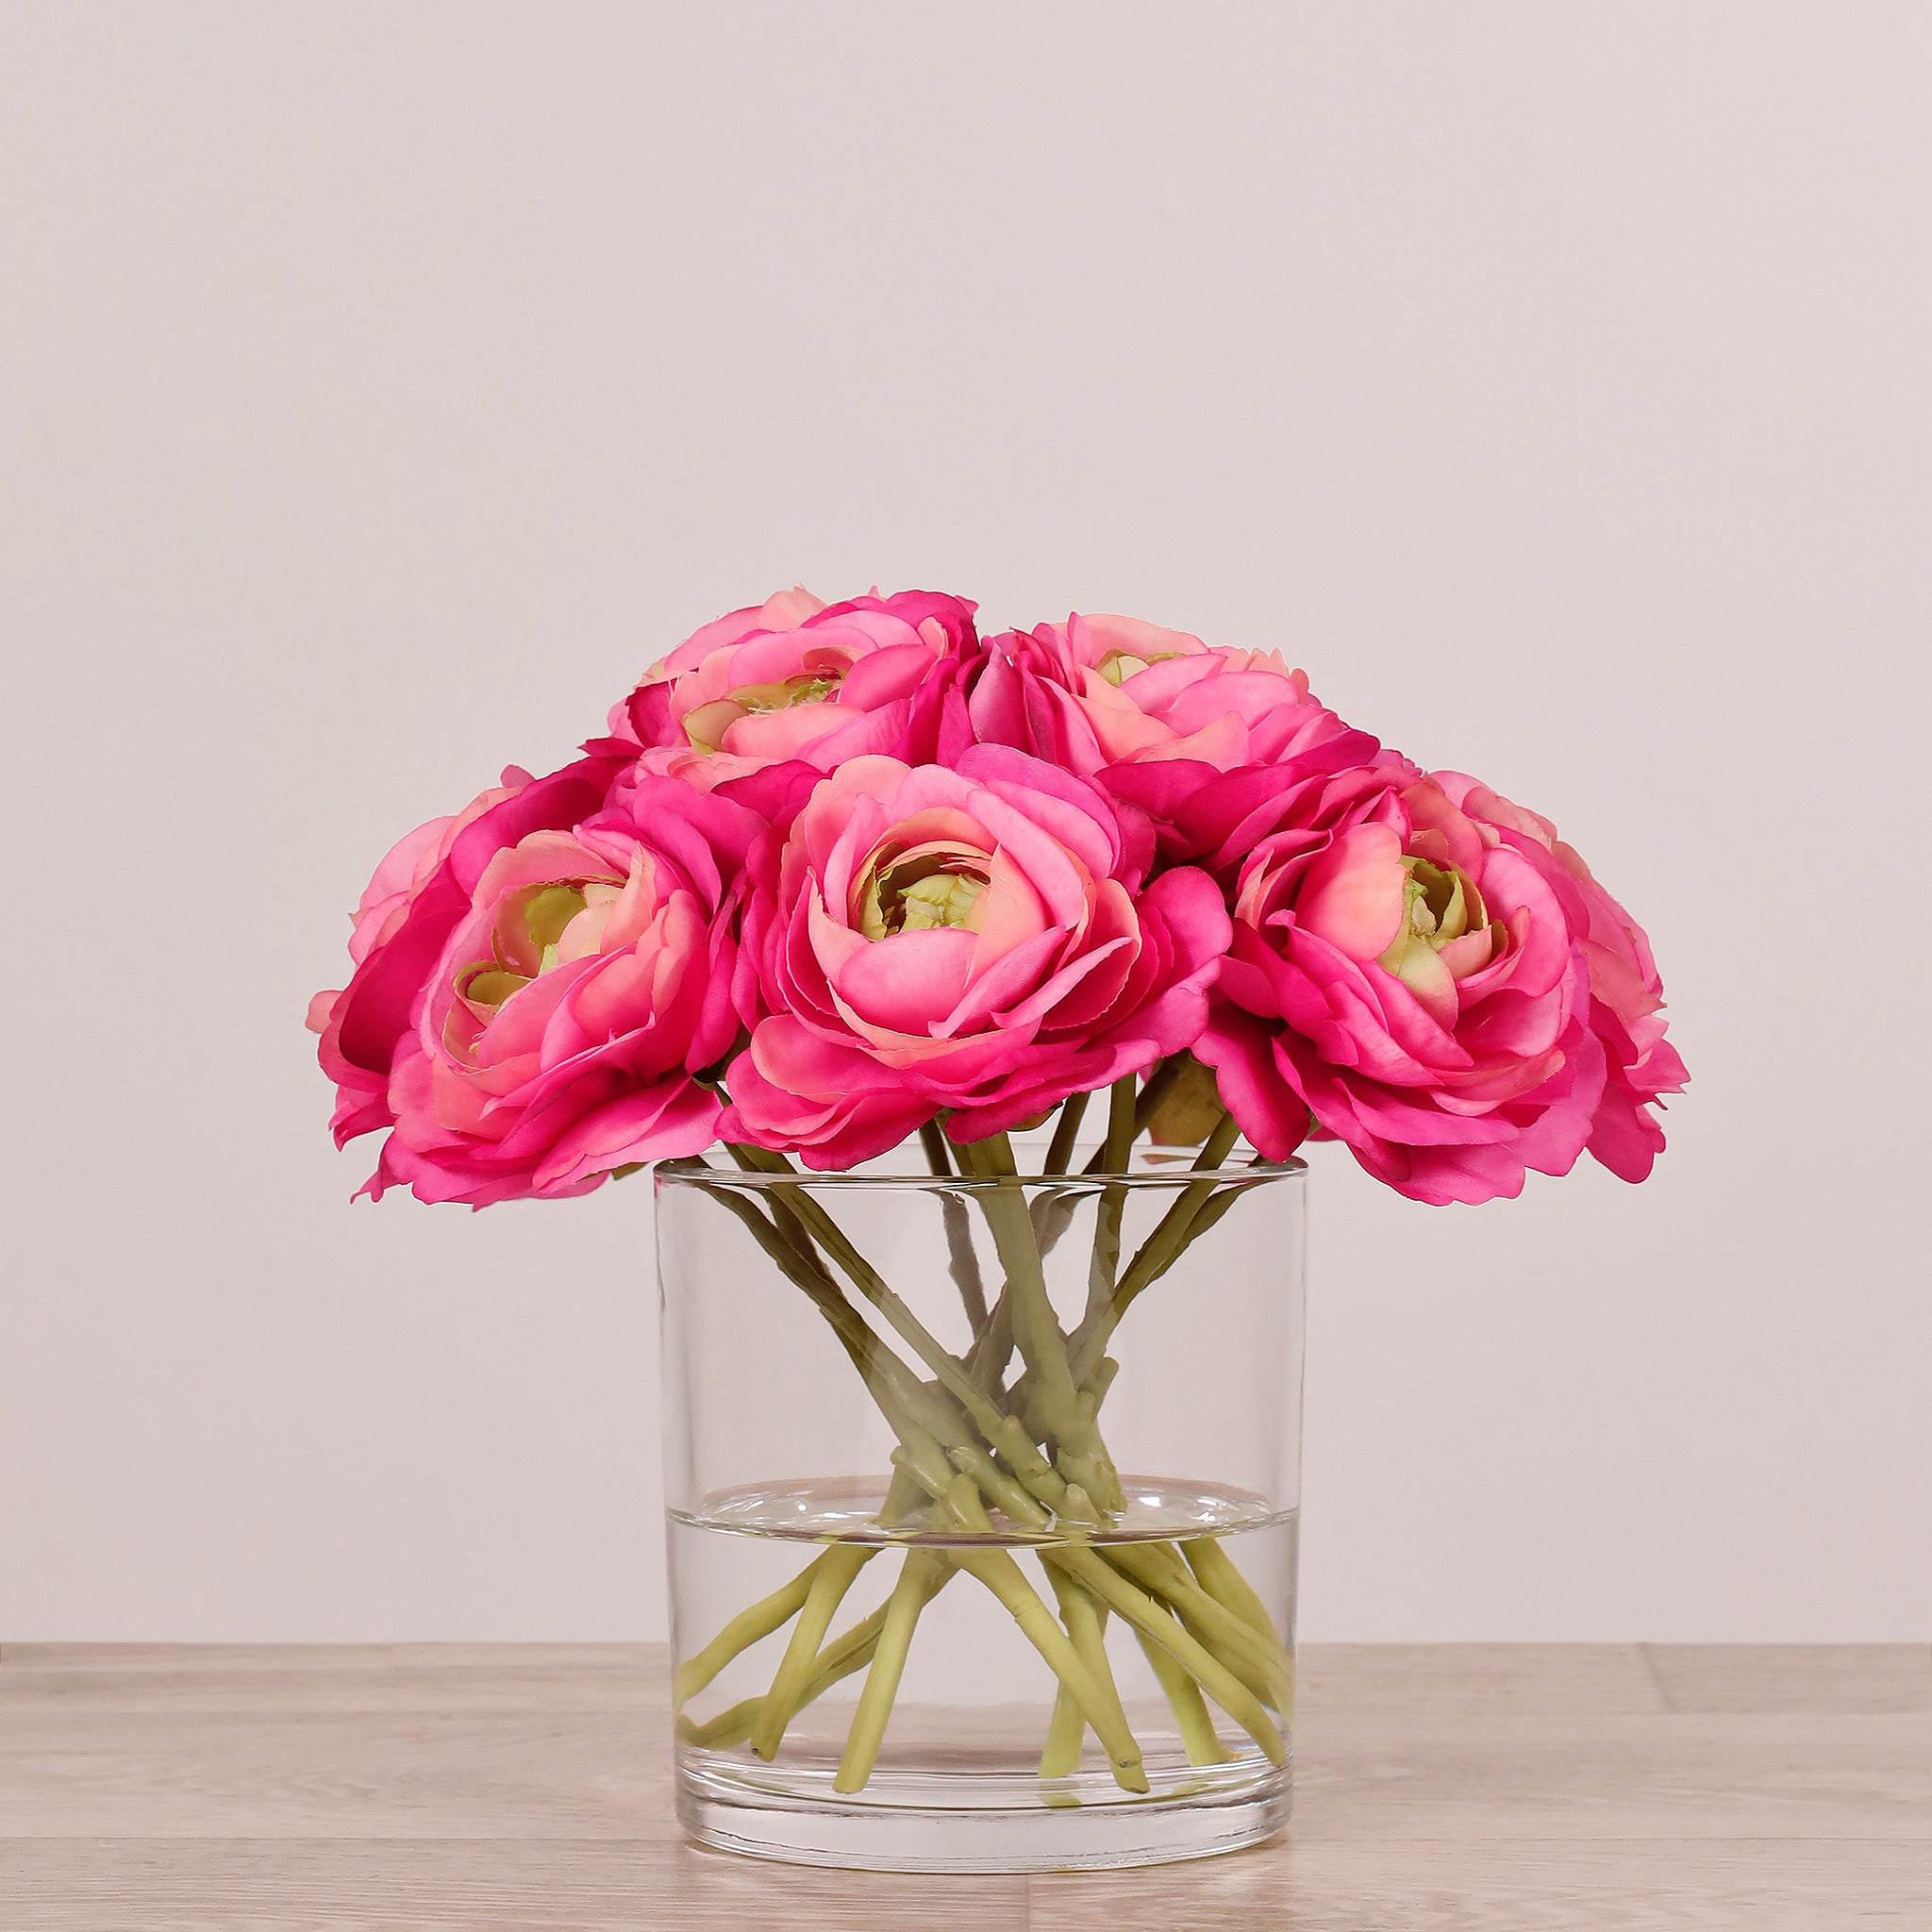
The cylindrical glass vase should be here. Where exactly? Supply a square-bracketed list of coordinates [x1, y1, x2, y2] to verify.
[655, 1151, 1306, 1873]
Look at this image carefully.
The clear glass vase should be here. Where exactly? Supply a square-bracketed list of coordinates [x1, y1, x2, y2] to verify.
[655, 1146, 1306, 1873]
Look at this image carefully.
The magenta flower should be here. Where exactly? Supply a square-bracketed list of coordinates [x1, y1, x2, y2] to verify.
[308, 768, 535, 1144]
[311, 757, 623, 1152]
[1196, 764, 1678, 1205]
[606, 587, 979, 788]
[1430, 774, 1689, 1184]
[313, 760, 758, 1205]
[336, 771, 535, 974]
[721, 747, 1231, 1166]
[969, 613, 1354, 780]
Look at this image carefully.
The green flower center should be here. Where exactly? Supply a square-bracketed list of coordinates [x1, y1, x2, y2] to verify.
[458, 882, 591, 1010]
[1405, 858, 1474, 944]
[1376, 857, 1487, 979]
[683, 674, 843, 752]
[1095, 648, 1184, 687]
[740, 674, 840, 711]
[858, 852, 989, 940]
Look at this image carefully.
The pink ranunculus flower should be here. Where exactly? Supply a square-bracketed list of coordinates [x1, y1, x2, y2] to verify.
[308, 768, 535, 1142]
[310, 749, 753, 1190]
[313, 755, 625, 1114]
[1197, 766, 1618, 1206]
[720, 747, 1232, 1167]
[605, 588, 979, 786]
[341, 771, 537, 971]
[1429, 774, 1688, 1183]
[355, 776, 762, 1206]
[969, 612, 1356, 782]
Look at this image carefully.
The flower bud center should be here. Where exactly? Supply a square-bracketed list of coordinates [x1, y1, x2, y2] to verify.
[458, 881, 591, 1011]
[1096, 648, 1184, 687]
[1376, 855, 1502, 995]
[683, 674, 843, 752]
[858, 851, 989, 940]
[1399, 858, 1473, 948]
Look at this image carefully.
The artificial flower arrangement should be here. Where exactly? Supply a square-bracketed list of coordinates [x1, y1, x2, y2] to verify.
[311, 588, 1684, 1844]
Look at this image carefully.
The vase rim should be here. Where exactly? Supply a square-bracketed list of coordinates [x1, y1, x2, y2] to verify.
[657, 1156, 1307, 1191]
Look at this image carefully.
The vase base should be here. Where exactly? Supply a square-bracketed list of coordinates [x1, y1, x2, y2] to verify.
[675, 1753, 1290, 1873]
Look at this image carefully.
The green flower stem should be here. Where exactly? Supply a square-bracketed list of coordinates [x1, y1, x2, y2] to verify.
[1069, 1099, 1292, 1717]
[680, 1632, 878, 1749]
[1027, 1186, 1082, 1264]
[1028, 1091, 1096, 1255]
[957, 1554, 1147, 1794]
[1035, 1615, 1097, 1777]
[1061, 1124, 1296, 1715]
[682, 1565, 959, 1751]
[943, 1440, 1059, 1529]
[1184, 1535, 1283, 1647]
[1069, 1174, 1257, 1347]
[939, 1476, 1147, 1794]
[958, 1134, 1124, 1516]
[1044, 1544, 1287, 1767]
[1037, 1674, 1087, 1779]
[965, 1281, 1014, 1397]
[1042, 1090, 1090, 1177]
[834, 1547, 954, 1793]
[912, 1391, 1285, 1733]
[728, 1144, 1031, 1468]
[1133, 1058, 1189, 1137]
[1128, 1176, 1247, 1291]
[918, 1120, 954, 1175]
[1107, 1543, 1291, 1710]
[1070, 1112, 1241, 1386]
[688, 1161, 950, 1442]
[935, 1457, 1286, 1723]
[850, 1353, 1273, 1784]
[941, 1190, 991, 1335]
[1038, 1568, 1111, 1777]
[888, 1379, 1074, 1542]
[690, 1169, 1001, 1526]
[920, 1125, 991, 1336]
[1183, 1537, 1294, 1707]
[1073, 1058, 1185, 1177]
[1044, 1074, 1139, 1406]
[673, 1550, 828, 1709]
[675, 1496, 936, 1727]
[1074, 1076, 1137, 1329]
[1034, 1071, 1145, 1262]
[1034, 1557, 1251, 1780]
[728, 1146, 1083, 1534]
[678, 1702, 758, 1751]
[749, 1541, 875, 1760]
[1039, 1565, 1235, 1778]
[1134, 1627, 1230, 1766]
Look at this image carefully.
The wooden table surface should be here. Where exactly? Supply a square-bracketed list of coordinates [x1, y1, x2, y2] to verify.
[2, 1643, 1927, 1929]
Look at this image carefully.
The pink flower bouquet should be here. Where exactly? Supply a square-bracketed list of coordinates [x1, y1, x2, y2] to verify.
[312, 587, 1684, 1821]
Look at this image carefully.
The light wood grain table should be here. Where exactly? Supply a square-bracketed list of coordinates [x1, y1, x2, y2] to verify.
[2, 1643, 1926, 1928]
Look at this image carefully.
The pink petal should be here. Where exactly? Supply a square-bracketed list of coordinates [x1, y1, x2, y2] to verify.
[1295, 823, 1406, 960]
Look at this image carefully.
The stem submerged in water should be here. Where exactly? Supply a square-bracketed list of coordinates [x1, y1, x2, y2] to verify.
[1134, 1627, 1230, 1767]
[835, 1548, 951, 1792]
[1038, 1566, 1126, 1781]
[749, 1541, 874, 1761]
[673, 1550, 829, 1710]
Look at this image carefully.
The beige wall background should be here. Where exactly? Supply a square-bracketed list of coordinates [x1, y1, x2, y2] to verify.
[4, 4, 1927, 1641]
